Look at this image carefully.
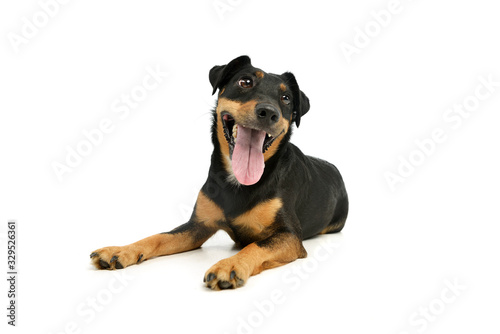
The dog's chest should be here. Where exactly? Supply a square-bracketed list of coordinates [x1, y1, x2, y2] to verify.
[220, 198, 283, 244]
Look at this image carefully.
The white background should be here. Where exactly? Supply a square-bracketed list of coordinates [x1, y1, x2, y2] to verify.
[1, 0, 499, 333]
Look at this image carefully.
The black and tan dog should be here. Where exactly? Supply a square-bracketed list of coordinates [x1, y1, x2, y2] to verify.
[90, 56, 348, 290]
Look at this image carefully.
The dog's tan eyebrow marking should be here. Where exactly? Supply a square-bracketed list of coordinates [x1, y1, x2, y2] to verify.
[255, 71, 264, 79]
[280, 83, 287, 92]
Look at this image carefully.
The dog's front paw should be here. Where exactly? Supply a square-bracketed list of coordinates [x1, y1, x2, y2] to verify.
[203, 258, 251, 290]
[90, 246, 144, 270]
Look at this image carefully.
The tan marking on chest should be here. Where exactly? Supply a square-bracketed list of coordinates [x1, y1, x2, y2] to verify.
[195, 191, 225, 227]
[233, 198, 283, 235]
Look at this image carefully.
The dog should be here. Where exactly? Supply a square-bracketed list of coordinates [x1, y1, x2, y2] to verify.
[90, 55, 348, 290]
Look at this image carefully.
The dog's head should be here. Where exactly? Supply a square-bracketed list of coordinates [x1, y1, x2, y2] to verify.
[209, 55, 310, 186]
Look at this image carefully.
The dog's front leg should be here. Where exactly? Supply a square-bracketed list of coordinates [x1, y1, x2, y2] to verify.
[204, 230, 307, 290]
[90, 191, 222, 270]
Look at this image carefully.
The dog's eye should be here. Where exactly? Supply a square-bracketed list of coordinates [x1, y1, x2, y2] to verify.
[281, 94, 291, 105]
[238, 77, 253, 89]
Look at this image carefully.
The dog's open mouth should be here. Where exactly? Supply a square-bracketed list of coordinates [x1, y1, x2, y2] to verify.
[221, 113, 279, 154]
[221, 113, 283, 186]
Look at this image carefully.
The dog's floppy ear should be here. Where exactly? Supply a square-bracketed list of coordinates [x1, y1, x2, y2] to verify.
[281, 72, 310, 128]
[209, 55, 252, 95]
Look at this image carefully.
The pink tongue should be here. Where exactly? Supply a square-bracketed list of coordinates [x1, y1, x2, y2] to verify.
[232, 125, 266, 185]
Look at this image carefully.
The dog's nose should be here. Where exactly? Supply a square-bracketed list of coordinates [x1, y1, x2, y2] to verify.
[255, 104, 280, 125]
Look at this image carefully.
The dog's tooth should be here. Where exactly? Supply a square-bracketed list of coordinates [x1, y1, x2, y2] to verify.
[233, 124, 238, 138]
